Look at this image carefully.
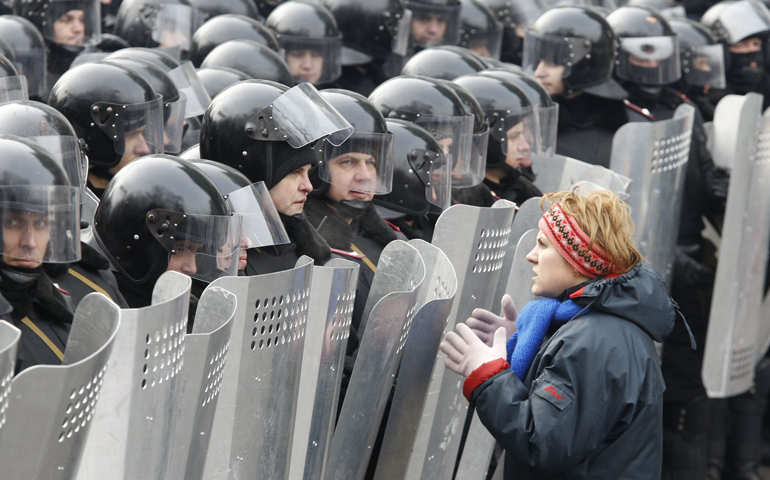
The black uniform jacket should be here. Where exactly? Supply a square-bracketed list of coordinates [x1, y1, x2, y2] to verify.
[472, 265, 676, 479]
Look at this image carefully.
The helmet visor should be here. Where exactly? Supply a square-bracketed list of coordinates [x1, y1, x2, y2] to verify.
[146, 209, 243, 283]
[12, 48, 46, 99]
[616, 36, 681, 85]
[41, 0, 101, 47]
[150, 3, 205, 52]
[462, 21, 504, 59]
[506, 0, 548, 24]
[466, 128, 489, 187]
[162, 94, 187, 154]
[0, 185, 80, 264]
[714, 0, 770, 44]
[682, 43, 726, 89]
[522, 31, 593, 78]
[408, 2, 462, 47]
[90, 94, 165, 157]
[489, 105, 539, 167]
[319, 132, 395, 195]
[166, 61, 211, 118]
[25, 136, 87, 199]
[0, 76, 29, 104]
[279, 34, 343, 85]
[225, 181, 290, 248]
[407, 147, 452, 210]
[392, 8, 414, 57]
[246, 82, 354, 148]
[537, 103, 559, 156]
[413, 114, 477, 186]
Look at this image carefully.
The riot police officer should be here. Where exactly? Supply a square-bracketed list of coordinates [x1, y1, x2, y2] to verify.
[404, 0, 462, 51]
[113, 0, 204, 57]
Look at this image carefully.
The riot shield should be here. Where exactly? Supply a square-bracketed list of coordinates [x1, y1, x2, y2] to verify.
[325, 241, 425, 480]
[289, 258, 360, 480]
[405, 200, 516, 480]
[701, 94, 768, 398]
[609, 103, 695, 285]
[703, 121, 714, 157]
[202, 256, 314, 480]
[167, 286, 236, 480]
[76, 272, 191, 480]
[531, 154, 632, 195]
[504, 229, 540, 314]
[0, 294, 120, 480]
[0, 320, 20, 427]
[373, 240, 457, 480]
[710, 95, 758, 170]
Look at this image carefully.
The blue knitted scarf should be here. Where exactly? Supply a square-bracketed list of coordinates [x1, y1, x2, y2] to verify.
[506, 298, 590, 380]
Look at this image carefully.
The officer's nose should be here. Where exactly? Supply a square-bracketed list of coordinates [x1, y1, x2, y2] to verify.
[20, 224, 37, 250]
[534, 60, 549, 78]
[136, 133, 152, 156]
[180, 252, 197, 275]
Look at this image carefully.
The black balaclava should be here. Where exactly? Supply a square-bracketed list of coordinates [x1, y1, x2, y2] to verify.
[728, 45, 765, 88]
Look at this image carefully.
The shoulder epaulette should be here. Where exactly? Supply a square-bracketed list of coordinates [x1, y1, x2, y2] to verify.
[330, 248, 365, 259]
[623, 99, 654, 120]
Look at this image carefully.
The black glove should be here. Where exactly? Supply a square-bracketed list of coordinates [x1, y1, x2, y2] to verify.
[673, 246, 715, 289]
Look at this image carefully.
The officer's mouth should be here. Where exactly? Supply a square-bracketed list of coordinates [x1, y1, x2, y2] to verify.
[518, 157, 532, 168]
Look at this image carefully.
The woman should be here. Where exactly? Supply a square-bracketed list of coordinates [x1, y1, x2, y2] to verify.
[441, 187, 677, 479]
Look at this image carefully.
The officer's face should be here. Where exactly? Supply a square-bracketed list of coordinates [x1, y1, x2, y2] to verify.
[286, 49, 324, 84]
[505, 121, 531, 169]
[167, 240, 202, 276]
[412, 12, 447, 46]
[533, 60, 565, 95]
[269, 164, 314, 216]
[54, 9, 85, 46]
[108, 125, 152, 176]
[693, 55, 712, 72]
[730, 37, 763, 54]
[526, 230, 585, 298]
[326, 152, 377, 204]
[2, 210, 51, 269]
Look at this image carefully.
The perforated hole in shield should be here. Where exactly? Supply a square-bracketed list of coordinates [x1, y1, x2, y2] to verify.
[396, 297, 420, 354]
[58, 364, 107, 443]
[0, 369, 13, 430]
[755, 131, 770, 166]
[141, 319, 187, 390]
[329, 289, 355, 342]
[649, 131, 691, 174]
[250, 288, 308, 351]
[729, 344, 754, 382]
[432, 275, 451, 301]
[202, 340, 231, 407]
[471, 227, 511, 275]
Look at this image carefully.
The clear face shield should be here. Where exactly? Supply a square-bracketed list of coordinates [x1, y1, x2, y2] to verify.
[522, 31, 593, 78]
[715, 0, 770, 44]
[12, 48, 46, 100]
[0, 76, 29, 105]
[463, 22, 504, 59]
[537, 103, 559, 156]
[408, 2, 462, 47]
[616, 35, 681, 85]
[24, 136, 88, 202]
[548, 0, 616, 8]
[279, 35, 343, 85]
[407, 147, 452, 210]
[319, 132, 395, 195]
[146, 209, 243, 282]
[0, 185, 80, 265]
[90, 94, 165, 159]
[489, 106, 539, 169]
[166, 61, 211, 118]
[42, 0, 101, 47]
[379, 9, 414, 78]
[162, 94, 187, 155]
[413, 114, 479, 186]
[245, 83, 354, 148]
[682, 43, 726, 89]
[468, 127, 489, 184]
[149, 3, 205, 53]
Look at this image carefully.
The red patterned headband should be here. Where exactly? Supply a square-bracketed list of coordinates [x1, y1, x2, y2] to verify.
[538, 203, 613, 279]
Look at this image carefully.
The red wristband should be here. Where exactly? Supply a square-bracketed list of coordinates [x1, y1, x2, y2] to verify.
[463, 358, 510, 401]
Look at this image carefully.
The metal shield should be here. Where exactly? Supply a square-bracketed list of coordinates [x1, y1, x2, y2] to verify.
[405, 200, 517, 480]
[167, 286, 237, 480]
[0, 293, 120, 480]
[202, 256, 314, 480]
[325, 241, 425, 480]
[373, 240, 458, 480]
[609, 104, 695, 285]
[710, 95, 759, 171]
[531, 154, 632, 195]
[504, 229, 541, 314]
[76, 272, 191, 480]
[289, 258, 360, 480]
[0, 320, 20, 430]
[701, 93, 768, 398]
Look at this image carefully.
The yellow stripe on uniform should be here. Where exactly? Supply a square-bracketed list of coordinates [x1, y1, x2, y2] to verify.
[21, 317, 64, 361]
[350, 244, 377, 273]
[67, 268, 113, 300]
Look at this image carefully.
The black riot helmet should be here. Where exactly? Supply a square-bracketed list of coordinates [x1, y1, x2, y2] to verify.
[669, 18, 727, 89]
[453, 73, 538, 170]
[189, 14, 279, 67]
[200, 40, 294, 86]
[113, 0, 204, 54]
[400, 45, 487, 80]
[369, 75, 481, 186]
[0, 53, 27, 104]
[256, 0, 284, 18]
[105, 47, 181, 72]
[200, 79, 354, 188]
[197, 67, 251, 99]
[48, 62, 164, 171]
[187, 0, 261, 23]
[0, 15, 47, 100]
[94, 154, 243, 284]
[479, 0, 548, 64]
[373, 118, 452, 217]
[102, 57, 187, 154]
[324, 0, 412, 70]
[404, 0, 462, 49]
[0, 135, 81, 264]
[701, 0, 770, 46]
[266, 1, 342, 85]
[458, 0, 503, 59]
[522, 6, 627, 99]
[606, 6, 681, 86]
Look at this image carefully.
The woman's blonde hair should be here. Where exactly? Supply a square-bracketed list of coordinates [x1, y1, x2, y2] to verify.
[540, 186, 642, 274]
